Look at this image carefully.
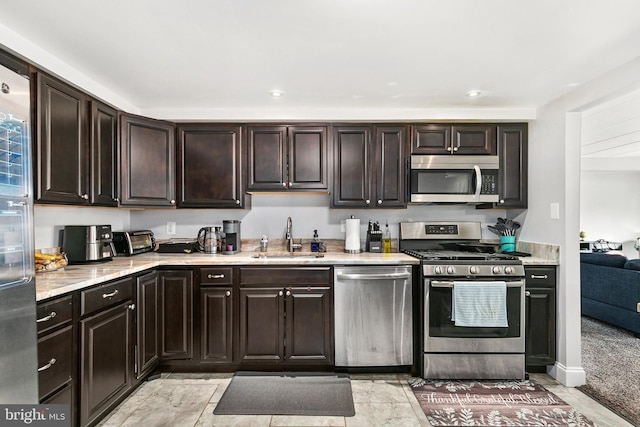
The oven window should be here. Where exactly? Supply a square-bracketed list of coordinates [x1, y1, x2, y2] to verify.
[428, 285, 522, 338]
[411, 170, 474, 195]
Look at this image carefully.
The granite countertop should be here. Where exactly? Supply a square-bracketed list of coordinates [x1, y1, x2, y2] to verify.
[34, 251, 419, 301]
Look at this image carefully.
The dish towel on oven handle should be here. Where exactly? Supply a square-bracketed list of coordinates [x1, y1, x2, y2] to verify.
[451, 281, 508, 327]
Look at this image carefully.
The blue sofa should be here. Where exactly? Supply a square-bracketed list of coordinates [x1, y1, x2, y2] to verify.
[580, 252, 640, 337]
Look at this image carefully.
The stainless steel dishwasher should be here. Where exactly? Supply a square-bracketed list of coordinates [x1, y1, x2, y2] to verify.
[334, 265, 413, 367]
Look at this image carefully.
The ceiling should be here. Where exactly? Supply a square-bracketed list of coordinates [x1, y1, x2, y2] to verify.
[1, 0, 640, 121]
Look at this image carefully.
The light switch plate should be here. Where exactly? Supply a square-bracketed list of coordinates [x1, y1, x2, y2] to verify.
[550, 202, 560, 220]
[167, 222, 176, 235]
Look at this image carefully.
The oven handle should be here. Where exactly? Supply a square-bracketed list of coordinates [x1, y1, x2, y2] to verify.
[337, 272, 412, 280]
[430, 280, 525, 288]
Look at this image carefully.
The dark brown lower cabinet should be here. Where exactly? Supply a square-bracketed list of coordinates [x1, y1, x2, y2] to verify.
[136, 271, 159, 379]
[525, 266, 557, 369]
[238, 267, 333, 366]
[80, 301, 134, 426]
[200, 287, 234, 363]
[159, 270, 193, 360]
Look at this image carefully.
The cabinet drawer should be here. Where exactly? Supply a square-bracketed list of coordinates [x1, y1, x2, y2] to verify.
[80, 277, 133, 316]
[37, 295, 73, 334]
[525, 267, 556, 288]
[239, 267, 331, 286]
[38, 325, 73, 401]
[200, 267, 233, 286]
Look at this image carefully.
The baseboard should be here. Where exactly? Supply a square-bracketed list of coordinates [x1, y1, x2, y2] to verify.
[547, 361, 586, 387]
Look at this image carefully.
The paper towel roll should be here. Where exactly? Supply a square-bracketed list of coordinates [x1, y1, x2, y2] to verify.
[344, 218, 361, 253]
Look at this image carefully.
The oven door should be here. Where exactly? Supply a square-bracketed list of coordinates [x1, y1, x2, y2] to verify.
[424, 278, 525, 353]
[410, 155, 499, 203]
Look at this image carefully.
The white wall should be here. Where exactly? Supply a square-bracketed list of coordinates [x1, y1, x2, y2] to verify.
[580, 170, 640, 257]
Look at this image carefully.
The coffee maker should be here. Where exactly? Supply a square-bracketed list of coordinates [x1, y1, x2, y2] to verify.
[222, 220, 241, 254]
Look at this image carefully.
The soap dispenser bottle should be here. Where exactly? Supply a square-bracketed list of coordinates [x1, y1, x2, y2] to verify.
[311, 230, 320, 252]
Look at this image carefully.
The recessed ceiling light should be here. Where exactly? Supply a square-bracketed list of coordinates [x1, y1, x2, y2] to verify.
[270, 90, 284, 97]
[466, 90, 483, 98]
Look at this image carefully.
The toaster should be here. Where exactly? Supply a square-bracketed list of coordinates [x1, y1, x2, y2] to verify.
[112, 230, 155, 256]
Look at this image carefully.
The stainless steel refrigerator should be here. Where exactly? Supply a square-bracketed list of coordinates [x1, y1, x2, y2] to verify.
[0, 61, 38, 403]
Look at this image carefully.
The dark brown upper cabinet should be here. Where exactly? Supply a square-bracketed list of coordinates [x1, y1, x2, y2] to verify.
[35, 73, 90, 204]
[497, 123, 528, 208]
[332, 125, 406, 208]
[411, 123, 496, 155]
[90, 101, 119, 206]
[246, 125, 329, 192]
[119, 113, 176, 207]
[176, 124, 246, 208]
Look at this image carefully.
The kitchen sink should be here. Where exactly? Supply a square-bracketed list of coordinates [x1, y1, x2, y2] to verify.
[251, 253, 325, 259]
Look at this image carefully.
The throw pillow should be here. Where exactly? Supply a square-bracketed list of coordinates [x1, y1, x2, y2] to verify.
[624, 259, 640, 271]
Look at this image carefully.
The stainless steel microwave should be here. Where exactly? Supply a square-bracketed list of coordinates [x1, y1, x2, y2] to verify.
[409, 155, 499, 203]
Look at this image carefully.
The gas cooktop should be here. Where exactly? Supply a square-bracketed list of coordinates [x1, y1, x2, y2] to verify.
[403, 249, 520, 262]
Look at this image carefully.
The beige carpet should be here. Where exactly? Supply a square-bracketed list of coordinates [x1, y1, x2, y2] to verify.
[579, 316, 640, 426]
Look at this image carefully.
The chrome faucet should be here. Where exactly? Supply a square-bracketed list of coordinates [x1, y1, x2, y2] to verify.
[286, 217, 302, 253]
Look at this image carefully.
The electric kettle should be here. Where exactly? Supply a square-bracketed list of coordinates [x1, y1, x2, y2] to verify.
[196, 227, 221, 254]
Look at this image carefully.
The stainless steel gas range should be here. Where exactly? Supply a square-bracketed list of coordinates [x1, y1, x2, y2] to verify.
[400, 221, 526, 380]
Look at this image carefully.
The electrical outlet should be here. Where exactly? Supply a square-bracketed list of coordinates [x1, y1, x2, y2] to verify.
[340, 220, 345, 233]
[167, 222, 176, 235]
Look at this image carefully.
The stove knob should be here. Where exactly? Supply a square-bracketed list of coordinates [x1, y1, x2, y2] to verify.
[446, 266, 456, 275]
[469, 266, 479, 275]
[434, 266, 444, 275]
[504, 266, 514, 274]
[492, 266, 503, 274]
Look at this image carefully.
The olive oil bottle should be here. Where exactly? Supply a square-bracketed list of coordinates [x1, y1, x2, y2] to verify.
[382, 221, 392, 253]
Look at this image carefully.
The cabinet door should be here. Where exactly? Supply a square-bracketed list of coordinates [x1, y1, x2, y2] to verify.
[525, 287, 556, 366]
[80, 302, 134, 427]
[285, 287, 333, 364]
[136, 271, 159, 379]
[90, 100, 119, 206]
[332, 126, 371, 208]
[246, 125, 287, 191]
[411, 124, 450, 154]
[159, 270, 193, 360]
[452, 124, 496, 155]
[119, 114, 176, 207]
[200, 287, 233, 363]
[287, 126, 328, 190]
[177, 125, 245, 208]
[497, 124, 528, 208]
[238, 288, 284, 363]
[373, 126, 406, 208]
[36, 73, 89, 204]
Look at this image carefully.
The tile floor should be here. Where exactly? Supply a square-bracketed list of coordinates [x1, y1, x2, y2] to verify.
[97, 373, 633, 427]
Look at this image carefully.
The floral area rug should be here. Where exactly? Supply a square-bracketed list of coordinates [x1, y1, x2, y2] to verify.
[410, 379, 594, 426]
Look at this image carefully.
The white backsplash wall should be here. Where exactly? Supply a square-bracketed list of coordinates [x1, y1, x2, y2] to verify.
[129, 194, 507, 247]
[34, 206, 130, 249]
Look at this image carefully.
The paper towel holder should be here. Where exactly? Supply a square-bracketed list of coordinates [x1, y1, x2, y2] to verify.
[344, 215, 362, 254]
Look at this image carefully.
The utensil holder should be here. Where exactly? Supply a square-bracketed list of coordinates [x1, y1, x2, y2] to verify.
[500, 236, 516, 253]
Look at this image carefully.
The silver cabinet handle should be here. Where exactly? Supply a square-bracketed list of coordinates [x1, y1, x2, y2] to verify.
[170, 199, 176, 205]
[286, 290, 291, 296]
[453, 146, 459, 152]
[530, 275, 548, 279]
[235, 199, 240, 205]
[446, 146, 452, 152]
[102, 289, 119, 299]
[128, 303, 136, 310]
[37, 312, 57, 323]
[430, 280, 525, 288]
[278, 290, 283, 296]
[377, 200, 382, 205]
[289, 182, 292, 186]
[38, 358, 56, 372]
[282, 183, 287, 187]
[226, 290, 231, 297]
[208, 274, 224, 279]
[525, 291, 531, 297]
[7, 200, 26, 207]
[365, 199, 370, 205]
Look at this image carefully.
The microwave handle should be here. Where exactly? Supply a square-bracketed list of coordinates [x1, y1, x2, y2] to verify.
[473, 165, 482, 198]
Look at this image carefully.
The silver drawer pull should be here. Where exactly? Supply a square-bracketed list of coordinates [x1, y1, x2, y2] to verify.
[226, 291, 231, 297]
[102, 289, 119, 299]
[37, 312, 57, 323]
[431, 280, 525, 288]
[208, 274, 225, 279]
[525, 291, 531, 297]
[37, 358, 56, 372]
[530, 275, 548, 279]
